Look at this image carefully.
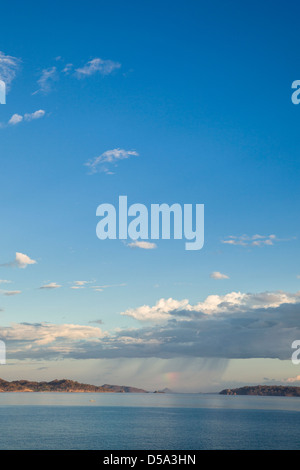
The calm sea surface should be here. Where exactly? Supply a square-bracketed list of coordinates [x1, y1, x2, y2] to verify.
[0, 393, 299, 450]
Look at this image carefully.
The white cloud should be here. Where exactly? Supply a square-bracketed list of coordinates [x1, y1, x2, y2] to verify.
[0, 290, 21, 296]
[121, 298, 190, 322]
[210, 271, 229, 280]
[15, 252, 36, 268]
[221, 234, 289, 247]
[0, 280, 11, 284]
[32, 57, 119, 94]
[70, 280, 94, 289]
[7, 110, 45, 127]
[62, 63, 73, 74]
[8, 114, 23, 125]
[1, 252, 37, 269]
[0, 322, 105, 346]
[75, 58, 121, 77]
[24, 110, 46, 121]
[85, 148, 139, 174]
[1, 290, 300, 361]
[34, 67, 58, 94]
[286, 375, 300, 383]
[91, 283, 126, 292]
[0, 51, 20, 89]
[128, 241, 157, 250]
[39, 282, 61, 290]
[121, 291, 300, 322]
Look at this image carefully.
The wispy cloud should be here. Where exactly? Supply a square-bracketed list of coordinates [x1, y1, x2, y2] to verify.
[85, 148, 139, 174]
[1, 252, 37, 269]
[0, 51, 21, 90]
[33, 67, 58, 94]
[210, 271, 229, 280]
[89, 319, 104, 325]
[32, 56, 120, 94]
[62, 63, 73, 74]
[70, 280, 94, 289]
[221, 234, 291, 247]
[90, 283, 126, 292]
[0, 290, 21, 296]
[285, 375, 300, 383]
[39, 282, 61, 290]
[128, 241, 157, 250]
[75, 58, 121, 77]
[0, 280, 12, 284]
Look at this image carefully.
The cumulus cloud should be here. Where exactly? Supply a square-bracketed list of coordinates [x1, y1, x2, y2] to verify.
[39, 282, 61, 290]
[0, 51, 20, 89]
[1, 290, 300, 362]
[221, 234, 290, 247]
[75, 58, 121, 77]
[0, 322, 105, 347]
[122, 298, 191, 322]
[8, 114, 23, 125]
[14, 252, 36, 268]
[6, 110, 45, 127]
[24, 110, 45, 121]
[128, 241, 157, 250]
[85, 148, 139, 174]
[210, 271, 229, 280]
[1, 252, 37, 269]
[121, 291, 300, 321]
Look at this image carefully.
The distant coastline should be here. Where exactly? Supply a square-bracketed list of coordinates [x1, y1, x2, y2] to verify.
[2, 379, 299, 396]
[0, 378, 148, 393]
[220, 385, 300, 397]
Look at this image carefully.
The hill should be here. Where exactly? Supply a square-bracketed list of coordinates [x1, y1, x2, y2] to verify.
[220, 385, 300, 397]
[0, 378, 148, 393]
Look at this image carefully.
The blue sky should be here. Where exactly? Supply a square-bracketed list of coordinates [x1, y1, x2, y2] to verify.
[0, 0, 300, 391]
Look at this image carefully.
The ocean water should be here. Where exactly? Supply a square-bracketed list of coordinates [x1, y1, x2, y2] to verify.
[0, 393, 299, 450]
